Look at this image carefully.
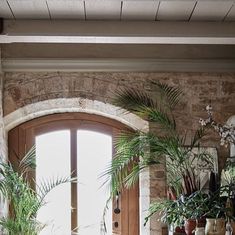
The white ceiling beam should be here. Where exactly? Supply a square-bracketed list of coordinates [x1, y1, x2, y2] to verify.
[84, 0, 235, 1]
[2, 58, 235, 72]
[0, 48, 2, 73]
[1, 36, 235, 45]
[1, 20, 235, 44]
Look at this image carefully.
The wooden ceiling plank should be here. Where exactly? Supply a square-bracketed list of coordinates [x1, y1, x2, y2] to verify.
[7, 0, 50, 19]
[157, 1, 195, 21]
[0, 0, 14, 19]
[225, 4, 235, 21]
[121, 1, 159, 21]
[191, 1, 234, 21]
[47, 0, 85, 20]
[85, 0, 121, 20]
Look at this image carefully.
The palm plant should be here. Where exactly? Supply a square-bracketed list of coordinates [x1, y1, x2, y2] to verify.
[0, 145, 75, 235]
[102, 82, 211, 221]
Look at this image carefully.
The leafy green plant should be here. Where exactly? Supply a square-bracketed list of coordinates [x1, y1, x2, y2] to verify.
[101, 82, 214, 229]
[145, 197, 185, 227]
[145, 190, 228, 227]
[221, 159, 235, 194]
[102, 82, 209, 196]
[0, 145, 75, 235]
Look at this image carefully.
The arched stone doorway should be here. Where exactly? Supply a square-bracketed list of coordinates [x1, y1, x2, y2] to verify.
[4, 98, 152, 235]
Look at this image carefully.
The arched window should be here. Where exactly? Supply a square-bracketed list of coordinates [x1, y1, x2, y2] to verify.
[8, 113, 139, 235]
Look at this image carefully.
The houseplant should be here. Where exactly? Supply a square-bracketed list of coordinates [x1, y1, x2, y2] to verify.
[145, 188, 229, 235]
[102, 82, 213, 232]
[0, 145, 75, 235]
[145, 190, 211, 234]
[199, 105, 235, 234]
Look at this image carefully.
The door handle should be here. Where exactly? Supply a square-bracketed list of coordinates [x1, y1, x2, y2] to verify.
[114, 192, 120, 214]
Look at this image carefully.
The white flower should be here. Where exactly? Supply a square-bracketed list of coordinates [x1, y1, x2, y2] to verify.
[206, 105, 212, 111]
[220, 138, 225, 146]
[199, 118, 206, 126]
[200, 105, 235, 146]
[222, 131, 229, 138]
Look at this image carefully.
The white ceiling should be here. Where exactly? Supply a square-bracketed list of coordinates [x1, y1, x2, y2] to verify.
[0, 0, 235, 21]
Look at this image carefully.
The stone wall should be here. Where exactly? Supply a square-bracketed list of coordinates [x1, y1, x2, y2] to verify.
[0, 72, 8, 219]
[4, 72, 235, 163]
[2, 71, 235, 234]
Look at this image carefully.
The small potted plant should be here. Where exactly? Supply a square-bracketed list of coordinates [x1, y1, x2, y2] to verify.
[145, 191, 210, 235]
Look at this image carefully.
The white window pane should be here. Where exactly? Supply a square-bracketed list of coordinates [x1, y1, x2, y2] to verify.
[77, 130, 112, 235]
[36, 130, 71, 235]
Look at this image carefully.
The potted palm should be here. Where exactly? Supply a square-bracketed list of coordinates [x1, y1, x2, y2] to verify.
[0, 145, 75, 235]
[102, 82, 212, 233]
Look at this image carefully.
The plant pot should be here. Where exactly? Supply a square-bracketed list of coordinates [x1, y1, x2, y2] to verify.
[194, 218, 206, 235]
[185, 219, 196, 235]
[205, 218, 225, 235]
[195, 227, 205, 235]
[175, 226, 186, 234]
[196, 217, 206, 228]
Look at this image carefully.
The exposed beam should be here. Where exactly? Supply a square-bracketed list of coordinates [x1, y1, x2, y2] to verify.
[2, 58, 235, 72]
[0, 18, 3, 34]
[1, 20, 235, 44]
[0, 48, 2, 73]
[2, 36, 235, 44]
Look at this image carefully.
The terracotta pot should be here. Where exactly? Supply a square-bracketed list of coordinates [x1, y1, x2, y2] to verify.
[173, 227, 186, 235]
[205, 218, 226, 235]
[185, 219, 196, 235]
[175, 226, 186, 234]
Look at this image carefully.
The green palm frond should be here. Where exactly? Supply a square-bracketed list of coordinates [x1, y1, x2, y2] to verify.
[102, 81, 211, 228]
[102, 131, 186, 193]
[101, 131, 151, 193]
[19, 145, 36, 174]
[101, 196, 112, 235]
[19, 145, 36, 173]
[190, 127, 207, 149]
[147, 108, 176, 130]
[152, 81, 183, 108]
[114, 88, 177, 130]
[37, 176, 76, 201]
[0, 216, 44, 235]
[0, 145, 76, 234]
[114, 88, 155, 114]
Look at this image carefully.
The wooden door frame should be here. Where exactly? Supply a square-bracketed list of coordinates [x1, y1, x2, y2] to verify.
[8, 112, 139, 235]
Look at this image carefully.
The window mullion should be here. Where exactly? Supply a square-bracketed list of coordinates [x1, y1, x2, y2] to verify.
[71, 128, 78, 233]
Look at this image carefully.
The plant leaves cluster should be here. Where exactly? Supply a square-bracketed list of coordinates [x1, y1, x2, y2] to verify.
[102, 81, 214, 227]
[0, 145, 75, 235]
[145, 189, 230, 227]
[103, 82, 210, 195]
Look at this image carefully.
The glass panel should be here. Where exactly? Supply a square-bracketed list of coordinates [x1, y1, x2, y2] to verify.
[36, 130, 71, 235]
[77, 130, 112, 234]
